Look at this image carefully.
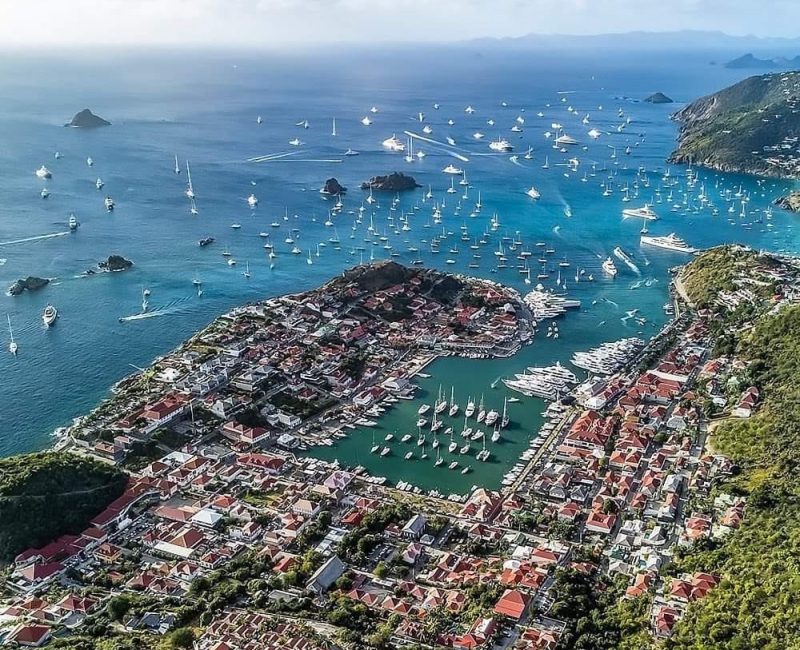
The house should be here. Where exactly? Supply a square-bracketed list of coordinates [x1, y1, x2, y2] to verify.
[306, 555, 345, 596]
[401, 514, 427, 540]
[6, 624, 52, 647]
[493, 589, 531, 621]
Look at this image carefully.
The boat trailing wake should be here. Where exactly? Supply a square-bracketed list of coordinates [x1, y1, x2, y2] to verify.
[0, 231, 70, 247]
[403, 130, 470, 162]
[119, 296, 195, 322]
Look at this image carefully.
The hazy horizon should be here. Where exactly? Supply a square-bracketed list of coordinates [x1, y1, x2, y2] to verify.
[3, 0, 800, 47]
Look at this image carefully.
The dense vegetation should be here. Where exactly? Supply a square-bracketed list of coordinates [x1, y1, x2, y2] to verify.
[0, 452, 126, 561]
[669, 71, 800, 177]
[549, 568, 650, 650]
[678, 246, 767, 309]
[666, 303, 800, 648]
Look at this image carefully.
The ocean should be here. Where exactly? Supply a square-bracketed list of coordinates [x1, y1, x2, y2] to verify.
[0, 46, 796, 491]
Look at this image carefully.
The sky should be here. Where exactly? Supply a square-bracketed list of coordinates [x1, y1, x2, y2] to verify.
[1, 0, 800, 46]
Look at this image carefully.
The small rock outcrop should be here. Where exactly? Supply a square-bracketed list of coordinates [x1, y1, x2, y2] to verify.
[8, 276, 49, 296]
[98, 255, 133, 272]
[774, 192, 800, 213]
[644, 92, 674, 104]
[321, 178, 347, 195]
[361, 172, 420, 192]
[65, 109, 111, 128]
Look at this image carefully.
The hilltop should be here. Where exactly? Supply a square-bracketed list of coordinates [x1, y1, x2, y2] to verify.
[0, 452, 127, 562]
[669, 72, 800, 178]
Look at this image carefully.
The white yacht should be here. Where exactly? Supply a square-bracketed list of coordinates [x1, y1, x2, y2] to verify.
[361, 116, 372, 126]
[622, 204, 658, 221]
[68, 214, 78, 231]
[104, 196, 115, 211]
[555, 133, 578, 145]
[247, 194, 258, 208]
[96, 178, 104, 190]
[442, 164, 463, 175]
[35, 165, 52, 179]
[86, 157, 94, 167]
[382, 134, 405, 152]
[602, 257, 618, 277]
[640, 233, 697, 253]
[42, 304, 58, 327]
[526, 186, 541, 200]
[588, 128, 601, 139]
[489, 138, 513, 152]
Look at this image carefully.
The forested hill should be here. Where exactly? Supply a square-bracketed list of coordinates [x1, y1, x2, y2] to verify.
[669, 71, 800, 178]
[666, 249, 800, 649]
[0, 452, 127, 562]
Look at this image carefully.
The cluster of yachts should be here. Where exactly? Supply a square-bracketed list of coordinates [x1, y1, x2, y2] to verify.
[571, 337, 645, 375]
[367, 389, 513, 475]
[503, 362, 578, 400]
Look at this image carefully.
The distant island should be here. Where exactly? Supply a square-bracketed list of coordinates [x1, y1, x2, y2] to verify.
[644, 92, 673, 104]
[669, 71, 800, 178]
[725, 53, 800, 69]
[7, 276, 49, 296]
[361, 172, 420, 191]
[85, 255, 133, 275]
[65, 108, 111, 128]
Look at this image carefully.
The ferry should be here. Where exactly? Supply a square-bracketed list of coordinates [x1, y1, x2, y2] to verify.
[640, 233, 697, 254]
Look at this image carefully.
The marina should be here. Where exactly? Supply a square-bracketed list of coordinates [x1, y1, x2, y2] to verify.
[1, 48, 799, 465]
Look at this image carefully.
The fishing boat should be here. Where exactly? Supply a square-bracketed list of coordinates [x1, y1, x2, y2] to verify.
[104, 196, 115, 211]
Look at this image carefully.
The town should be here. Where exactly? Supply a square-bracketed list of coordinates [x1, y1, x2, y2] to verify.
[2, 248, 799, 649]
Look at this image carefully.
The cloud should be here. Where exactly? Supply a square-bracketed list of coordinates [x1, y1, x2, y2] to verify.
[0, 0, 798, 46]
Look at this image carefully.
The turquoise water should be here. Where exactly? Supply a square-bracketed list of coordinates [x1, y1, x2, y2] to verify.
[0, 47, 798, 475]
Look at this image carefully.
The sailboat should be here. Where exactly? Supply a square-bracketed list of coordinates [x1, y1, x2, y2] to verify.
[448, 387, 459, 417]
[7, 315, 17, 355]
[434, 448, 444, 467]
[185, 161, 195, 199]
[331, 117, 337, 137]
[243, 261, 251, 279]
[174, 155, 181, 175]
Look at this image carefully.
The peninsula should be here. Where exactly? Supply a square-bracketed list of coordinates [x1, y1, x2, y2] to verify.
[669, 71, 800, 178]
[5, 254, 800, 649]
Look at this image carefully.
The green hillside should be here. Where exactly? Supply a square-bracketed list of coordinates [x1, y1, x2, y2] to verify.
[0, 452, 127, 561]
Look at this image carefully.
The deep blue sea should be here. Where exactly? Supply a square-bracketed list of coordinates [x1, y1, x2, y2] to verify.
[0, 46, 797, 467]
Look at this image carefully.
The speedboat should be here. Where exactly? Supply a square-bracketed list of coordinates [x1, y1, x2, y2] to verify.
[68, 214, 78, 231]
[526, 186, 541, 200]
[361, 116, 372, 126]
[40, 188, 49, 199]
[344, 148, 360, 156]
[86, 157, 94, 167]
[247, 194, 258, 208]
[42, 304, 58, 327]
[95, 178, 104, 190]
